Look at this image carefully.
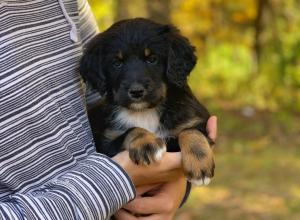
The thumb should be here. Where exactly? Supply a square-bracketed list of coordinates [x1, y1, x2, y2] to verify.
[207, 116, 217, 141]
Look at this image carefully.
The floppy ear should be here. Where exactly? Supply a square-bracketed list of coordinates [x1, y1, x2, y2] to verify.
[80, 34, 106, 96]
[166, 26, 197, 88]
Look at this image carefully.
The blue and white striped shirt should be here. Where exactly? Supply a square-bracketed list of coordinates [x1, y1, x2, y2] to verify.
[0, 0, 135, 219]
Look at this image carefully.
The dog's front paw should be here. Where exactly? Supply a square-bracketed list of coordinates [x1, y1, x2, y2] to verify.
[183, 153, 215, 186]
[124, 128, 166, 165]
[179, 129, 215, 186]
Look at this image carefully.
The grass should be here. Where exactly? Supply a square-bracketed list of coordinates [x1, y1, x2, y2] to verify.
[175, 108, 300, 220]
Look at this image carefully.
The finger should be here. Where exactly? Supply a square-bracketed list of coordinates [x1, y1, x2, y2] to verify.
[136, 184, 162, 196]
[123, 192, 175, 215]
[141, 214, 173, 220]
[138, 169, 183, 185]
[114, 209, 138, 220]
[140, 184, 163, 197]
[157, 152, 182, 170]
[207, 116, 217, 141]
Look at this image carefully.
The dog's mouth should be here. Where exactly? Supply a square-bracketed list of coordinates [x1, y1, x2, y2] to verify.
[114, 83, 167, 111]
[128, 102, 150, 111]
[127, 93, 166, 111]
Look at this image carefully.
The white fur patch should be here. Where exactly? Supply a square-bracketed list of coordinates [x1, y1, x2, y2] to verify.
[129, 102, 149, 110]
[203, 177, 211, 185]
[154, 145, 167, 161]
[189, 177, 211, 186]
[114, 107, 161, 134]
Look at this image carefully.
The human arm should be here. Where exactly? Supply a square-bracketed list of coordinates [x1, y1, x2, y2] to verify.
[0, 153, 135, 220]
[0, 151, 183, 220]
[112, 152, 182, 186]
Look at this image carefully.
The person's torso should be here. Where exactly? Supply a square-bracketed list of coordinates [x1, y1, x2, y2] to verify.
[0, 0, 97, 201]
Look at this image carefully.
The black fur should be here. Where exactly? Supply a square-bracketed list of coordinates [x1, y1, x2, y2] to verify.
[80, 18, 212, 157]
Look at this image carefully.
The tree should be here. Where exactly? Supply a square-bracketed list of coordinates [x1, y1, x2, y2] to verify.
[115, 0, 171, 23]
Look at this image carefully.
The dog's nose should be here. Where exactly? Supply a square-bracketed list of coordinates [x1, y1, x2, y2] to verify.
[128, 84, 146, 100]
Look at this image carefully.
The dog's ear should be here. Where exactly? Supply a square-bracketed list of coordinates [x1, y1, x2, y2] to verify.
[80, 34, 106, 96]
[166, 26, 197, 88]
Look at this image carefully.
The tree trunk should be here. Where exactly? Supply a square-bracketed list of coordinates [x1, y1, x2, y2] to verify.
[146, 0, 171, 24]
[115, 0, 171, 24]
[254, 0, 266, 67]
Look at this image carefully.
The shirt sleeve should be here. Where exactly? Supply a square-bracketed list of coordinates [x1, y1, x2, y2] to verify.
[0, 153, 135, 220]
[179, 182, 191, 207]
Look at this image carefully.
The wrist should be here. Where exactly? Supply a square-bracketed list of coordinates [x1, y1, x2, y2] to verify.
[112, 151, 138, 185]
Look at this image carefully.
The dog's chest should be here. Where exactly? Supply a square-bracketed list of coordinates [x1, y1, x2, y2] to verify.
[113, 108, 168, 138]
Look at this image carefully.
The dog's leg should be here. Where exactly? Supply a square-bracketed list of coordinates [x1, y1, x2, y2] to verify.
[95, 133, 127, 157]
[178, 129, 215, 186]
[123, 127, 166, 165]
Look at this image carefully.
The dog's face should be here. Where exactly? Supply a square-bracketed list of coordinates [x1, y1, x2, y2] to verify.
[80, 18, 197, 110]
[101, 27, 168, 110]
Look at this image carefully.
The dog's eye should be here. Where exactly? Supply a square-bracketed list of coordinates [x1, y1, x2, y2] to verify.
[113, 60, 123, 68]
[146, 55, 158, 65]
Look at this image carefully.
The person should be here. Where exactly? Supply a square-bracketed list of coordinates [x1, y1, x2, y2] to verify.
[0, 0, 217, 219]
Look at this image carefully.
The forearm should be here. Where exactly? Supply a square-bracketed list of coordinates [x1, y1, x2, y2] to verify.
[0, 153, 135, 220]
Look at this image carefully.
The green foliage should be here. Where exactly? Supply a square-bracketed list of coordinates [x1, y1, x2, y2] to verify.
[88, 0, 300, 112]
[189, 42, 253, 101]
[88, 0, 115, 30]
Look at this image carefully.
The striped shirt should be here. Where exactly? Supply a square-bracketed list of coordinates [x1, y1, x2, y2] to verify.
[0, 0, 135, 219]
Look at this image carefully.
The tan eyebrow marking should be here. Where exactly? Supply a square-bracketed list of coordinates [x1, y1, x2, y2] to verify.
[117, 51, 123, 60]
[144, 48, 151, 57]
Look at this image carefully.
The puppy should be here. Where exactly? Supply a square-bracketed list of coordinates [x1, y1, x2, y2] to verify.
[80, 18, 215, 185]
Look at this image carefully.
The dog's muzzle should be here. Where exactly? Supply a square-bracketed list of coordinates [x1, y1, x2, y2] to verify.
[128, 83, 146, 101]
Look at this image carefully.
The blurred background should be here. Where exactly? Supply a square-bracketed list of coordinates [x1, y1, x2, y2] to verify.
[87, 0, 300, 219]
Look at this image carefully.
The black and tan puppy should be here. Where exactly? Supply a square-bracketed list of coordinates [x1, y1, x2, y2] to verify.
[80, 18, 215, 185]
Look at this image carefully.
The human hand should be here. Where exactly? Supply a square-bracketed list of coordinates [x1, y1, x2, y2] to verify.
[112, 151, 182, 186]
[207, 115, 217, 142]
[114, 173, 187, 220]
[113, 116, 218, 220]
